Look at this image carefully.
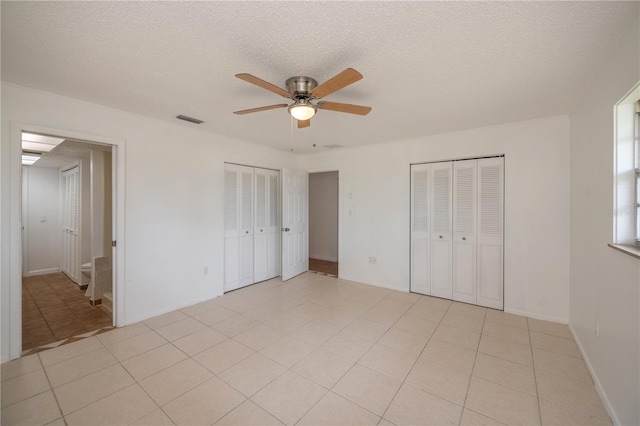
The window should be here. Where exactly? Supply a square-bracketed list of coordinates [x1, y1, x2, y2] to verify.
[613, 83, 640, 249]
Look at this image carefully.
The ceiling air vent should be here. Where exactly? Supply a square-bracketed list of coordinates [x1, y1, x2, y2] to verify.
[176, 115, 204, 124]
[323, 144, 343, 149]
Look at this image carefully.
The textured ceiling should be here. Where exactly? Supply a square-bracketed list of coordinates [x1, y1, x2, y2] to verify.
[2, 1, 638, 153]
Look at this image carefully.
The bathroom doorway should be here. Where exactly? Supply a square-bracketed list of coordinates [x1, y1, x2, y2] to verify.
[308, 171, 339, 277]
[20, 132, 116, 354]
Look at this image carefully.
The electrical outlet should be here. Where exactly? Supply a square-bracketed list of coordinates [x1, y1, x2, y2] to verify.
[204, 266, 208, 275]
[369, 257, 377, 265]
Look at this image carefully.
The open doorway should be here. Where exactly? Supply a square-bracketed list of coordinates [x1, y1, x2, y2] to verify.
[21, 132, 115, 354]
[308, 171, 339, 277]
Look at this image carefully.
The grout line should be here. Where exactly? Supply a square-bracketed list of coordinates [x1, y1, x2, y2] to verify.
[528, 317, 543, 426]
[457, 308, 486, 425]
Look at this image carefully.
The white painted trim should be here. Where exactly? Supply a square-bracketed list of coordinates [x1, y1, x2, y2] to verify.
[504, 308, 568, 325]
[309, 255, 338, 263]
[26, 268, 60, 277]
[568, 323, 620, 426]
[9, 122, 126, 360]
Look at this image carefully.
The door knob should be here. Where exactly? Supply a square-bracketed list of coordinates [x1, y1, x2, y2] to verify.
[282, 227, 290, 232]
[462, 237, 466, 241]
[439, 235, 443, 239]
[260, 229, 263, 232]
[245, 231, 249, 234]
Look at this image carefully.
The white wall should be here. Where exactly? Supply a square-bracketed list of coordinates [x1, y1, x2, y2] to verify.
[569, 14, 640, 426]
[1, 83, 297, 361]
[21, 166, 61, 276]
[309, 171, 338, 262]
[299, 115, 571, 322]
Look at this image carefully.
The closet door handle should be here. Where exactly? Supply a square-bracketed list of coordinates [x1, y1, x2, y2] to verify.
[462, 237, 466, 241]
[282, 227, 290, 232]
[439, 235, 443, 239]
[245, 231, 249, 234]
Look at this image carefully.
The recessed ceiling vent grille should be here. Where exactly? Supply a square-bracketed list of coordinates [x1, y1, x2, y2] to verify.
[323, 144, 343, 149]
[176, 115, 204, 124]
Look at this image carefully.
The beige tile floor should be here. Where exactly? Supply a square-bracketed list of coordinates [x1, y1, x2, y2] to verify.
[1, 272, 612, 426]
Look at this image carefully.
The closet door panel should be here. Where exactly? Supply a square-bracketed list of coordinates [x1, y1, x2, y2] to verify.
[239, 168, 254, 287]
[224, 167, 241, 291]
[254, 168, 280, 282]
[430, 162, 453, 299]
[254, 171, 268, 282]
[267, 172, 280, 279]
[453, 160, 477, 304]
[476, 157, 504, 309]
[411, 164, 431, 295]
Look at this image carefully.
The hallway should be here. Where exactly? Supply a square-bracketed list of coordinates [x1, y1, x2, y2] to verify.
[22, 273, 112, 354]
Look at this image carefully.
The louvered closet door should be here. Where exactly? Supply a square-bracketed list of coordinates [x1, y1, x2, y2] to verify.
[410, 164, 431, 295]
[267, 172, 280, 279]
[430, 162, 453, 299]
[254, 168, 279, 282]
[61, 171, 70, 276]
[476, 157, 504, 309]
[61, 167, 80, 283]
[224, 164, 254, 291]
[453, 160, 477, 304]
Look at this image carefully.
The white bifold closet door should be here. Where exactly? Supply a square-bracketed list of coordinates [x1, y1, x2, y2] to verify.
[411, 157, 503, 310]
[452, 159, 477, 304]
[410, 164, 431, 295]
[224, 164, 280, 293]
[254, 168, 280, 282]
[409, 161, 453, 298]
[476, 157, 504, 309]
[430, 162, 453, 299]
[61, 166, 80, 284]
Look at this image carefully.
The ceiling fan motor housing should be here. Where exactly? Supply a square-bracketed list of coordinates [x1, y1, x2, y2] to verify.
[286, 76, 318, 99]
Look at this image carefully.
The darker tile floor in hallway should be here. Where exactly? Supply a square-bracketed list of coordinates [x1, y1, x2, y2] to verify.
[22, 273, 112, 351]
[309, 258, 338, 276]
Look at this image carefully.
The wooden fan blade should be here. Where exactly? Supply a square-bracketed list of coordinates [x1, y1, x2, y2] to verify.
[311, 68, 363, 98]
[298, 119, 311, 128]
[233, 104, 288, 115]
[235, 73, 291, 98]
[317, 101, 372, 115]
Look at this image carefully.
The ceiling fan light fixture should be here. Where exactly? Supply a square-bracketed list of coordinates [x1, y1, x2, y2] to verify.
[288, 99, 316, 121]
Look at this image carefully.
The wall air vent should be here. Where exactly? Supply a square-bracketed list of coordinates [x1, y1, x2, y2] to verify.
[323, 144, 343, 149]
[176, 115, 204, 124]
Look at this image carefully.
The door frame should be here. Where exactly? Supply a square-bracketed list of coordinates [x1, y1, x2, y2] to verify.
[8, 122, 126, 360]
[307, 167, 340, 278]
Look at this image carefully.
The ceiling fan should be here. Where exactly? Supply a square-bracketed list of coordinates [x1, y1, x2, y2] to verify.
[233, 68, 372, 128]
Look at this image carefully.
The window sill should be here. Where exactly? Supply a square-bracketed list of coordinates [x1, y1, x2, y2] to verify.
[608, 243, 640, 260]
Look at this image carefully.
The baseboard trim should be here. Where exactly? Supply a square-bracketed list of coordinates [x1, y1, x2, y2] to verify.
[26, 268, 60, 277]
[568, 323, 620, 425]
[504, 308, 568, 324]
[309, 255, 338, 263]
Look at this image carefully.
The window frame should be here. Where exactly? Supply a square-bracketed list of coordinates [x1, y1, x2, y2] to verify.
[635, 101, 640, 246]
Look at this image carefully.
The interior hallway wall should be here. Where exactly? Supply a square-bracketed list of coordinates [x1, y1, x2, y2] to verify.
[309, 171, 338, 262]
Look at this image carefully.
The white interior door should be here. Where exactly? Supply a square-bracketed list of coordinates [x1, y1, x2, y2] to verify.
[453, 159, 477, 304]
[430, 162, 453, 299]
[281, 168, 308, 281]
[410, 164, 431, 295]
[476, 157, 504, 309]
